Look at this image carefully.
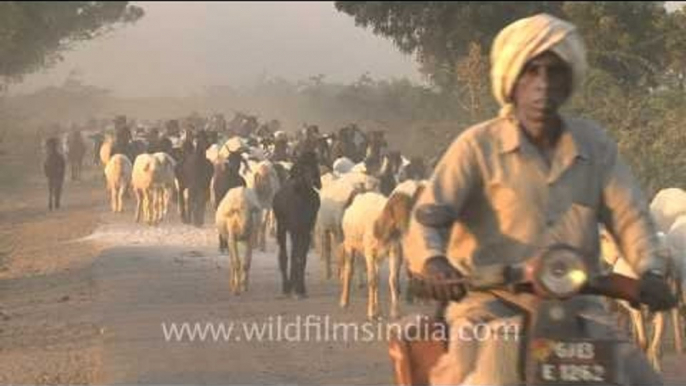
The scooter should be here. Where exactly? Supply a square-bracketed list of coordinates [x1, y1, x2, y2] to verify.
[388, 243, 658, 386]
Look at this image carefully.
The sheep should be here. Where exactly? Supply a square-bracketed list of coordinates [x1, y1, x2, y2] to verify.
[212, 157, 247, 210]
[132, 153, 161, 225]
[104, 154, 132, 213]
[376, 152, 404, 196]
[392, 179, 427, 198]
[209, 144, 253, 199]
[66, 130, 87, 181]
[332, 157, 355, 176]
[320, 172, 337, 189]
[211, 155, 258, 210]
[665, 215, 686, 353]
[206, 143, 222, 165]
[339, 192, 397, 320]
[44, 137, 66, 211]
[312, 169, 339, 258]
[218, 136, 247, 159]
[152, 152, 177, 222]
[169, 135, 182, 149]
[91, 131, 105, 166]
[315, 172, 380, 279]
[650, 188, 686, 233]
[350, 162, 367, 174]
[215, 186, 262, 295]
[378, 179, 426, 303]
[273, 161, 292, 185]
[99, 135, 114, 166]
[277, 161, 293, 171]
[316, 179, 364, 281]
[397, 156, 427, 182]
[272, 151, 322, 299]
[649, 188, 686, 353]
[247, 146, 267, 162]
[358, 180, 425, 317]
[206, 145, 226, 209]
[241, 158, 260, 180]
[336, 170, 380, 193]
[176, 135, 214, 226]
[245, 160, 281, 252]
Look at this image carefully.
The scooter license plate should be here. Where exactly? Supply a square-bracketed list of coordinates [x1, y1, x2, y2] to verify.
[530, 339, 617, 385]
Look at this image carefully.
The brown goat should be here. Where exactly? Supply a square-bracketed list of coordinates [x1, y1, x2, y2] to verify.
[372, 183, 426, 305]
[374, 184, 426, 243]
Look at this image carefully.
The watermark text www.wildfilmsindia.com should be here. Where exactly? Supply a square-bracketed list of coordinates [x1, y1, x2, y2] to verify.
[161, 315, 520, 343]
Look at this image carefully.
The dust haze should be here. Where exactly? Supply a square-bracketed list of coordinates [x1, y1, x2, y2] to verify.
[12, 2, 422, 98]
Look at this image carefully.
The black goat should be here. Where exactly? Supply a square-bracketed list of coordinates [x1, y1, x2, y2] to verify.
[272, 151, 322, 299]
[44, 137, 66, 211]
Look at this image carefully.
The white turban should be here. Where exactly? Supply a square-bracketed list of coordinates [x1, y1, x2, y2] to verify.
[490, 13, 587, 117]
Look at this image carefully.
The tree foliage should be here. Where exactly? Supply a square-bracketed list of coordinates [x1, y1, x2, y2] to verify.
[335, 2, 684, 90]
[0, 2, 144, 84]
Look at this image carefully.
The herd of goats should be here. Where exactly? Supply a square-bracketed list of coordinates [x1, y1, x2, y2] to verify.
[43, 112, 686, 373]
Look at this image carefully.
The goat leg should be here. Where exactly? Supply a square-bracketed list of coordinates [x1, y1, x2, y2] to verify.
[277, 225, 290, 295]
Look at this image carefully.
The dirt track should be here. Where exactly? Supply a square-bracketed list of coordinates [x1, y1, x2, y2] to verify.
[0, 165, 417, 385]
[1, 163, 685, 385]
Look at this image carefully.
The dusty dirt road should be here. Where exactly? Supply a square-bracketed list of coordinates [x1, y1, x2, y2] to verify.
[0, 163, 421, 385]
[1, 161, 685, 385]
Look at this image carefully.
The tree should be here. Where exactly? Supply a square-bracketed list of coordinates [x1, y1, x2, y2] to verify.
[334, 2, 565, 91]
[0, 2, 144, 85]
[455, 42, 491, 120]
[561, 2, 668, 87]
[661, 7, 686, 90]
[334, 2, 677, 90]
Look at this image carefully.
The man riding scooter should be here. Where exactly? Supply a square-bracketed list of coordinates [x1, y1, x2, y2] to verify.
[403, 13, 677, 385]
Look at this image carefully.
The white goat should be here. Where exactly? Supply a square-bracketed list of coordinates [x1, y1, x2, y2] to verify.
[218, 136, 247, 159]
[245, 161, 281, 252]
[215, 186, 262, 295]
[651, 188, 686, 233]
[316, 179, 364, 281]
[332, 157, 355, 176]
[205, 143, 222, 166]
[320, 172, 337, 189]
[104, 154, 132, 213]
[152, 152, 177, 222]
[99, 135, 114, 166]
[316, 172, 380, 280]
[337, 170, 380, 193]
[340, 188, 424, 321]
[665, 215, 686, 353]
[132, 154, 160, 225]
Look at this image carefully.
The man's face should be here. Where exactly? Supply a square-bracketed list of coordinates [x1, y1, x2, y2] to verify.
[512, 51, 573, 122]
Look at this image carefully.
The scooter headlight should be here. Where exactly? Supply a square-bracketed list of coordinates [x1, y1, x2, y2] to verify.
[536, 247, 588, 298]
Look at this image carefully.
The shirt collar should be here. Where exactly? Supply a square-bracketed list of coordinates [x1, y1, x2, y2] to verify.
[499, 115, 589, 161]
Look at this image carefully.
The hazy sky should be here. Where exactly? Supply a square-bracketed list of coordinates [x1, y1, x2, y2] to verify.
[12, 2, 422, 98]
[13, 2, 686, 98]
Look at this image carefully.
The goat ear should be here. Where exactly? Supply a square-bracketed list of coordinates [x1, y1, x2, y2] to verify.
[343, 189, 359, 211]
[374, 196, 398, 242]
[387, 193, 408, 219]
[411, 184, 426, 205]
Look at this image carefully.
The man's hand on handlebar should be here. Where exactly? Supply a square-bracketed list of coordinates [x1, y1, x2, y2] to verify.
[633, 271, 678, 312]
[418, 256, 467, 302]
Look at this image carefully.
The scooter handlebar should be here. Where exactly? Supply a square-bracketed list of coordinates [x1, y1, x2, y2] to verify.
[581, 273, 641, 305]
[410, 271, 642, 304]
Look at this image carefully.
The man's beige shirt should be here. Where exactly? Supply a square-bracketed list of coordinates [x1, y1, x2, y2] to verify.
[404, 115, 665, 277]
